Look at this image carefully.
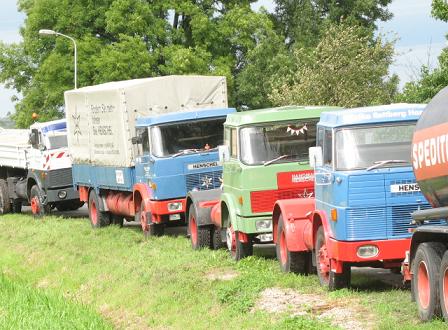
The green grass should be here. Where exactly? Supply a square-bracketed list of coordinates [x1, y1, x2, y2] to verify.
[0, 214, 445, 329]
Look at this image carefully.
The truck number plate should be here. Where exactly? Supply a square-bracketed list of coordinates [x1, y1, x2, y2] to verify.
[390, 183, 420, 193]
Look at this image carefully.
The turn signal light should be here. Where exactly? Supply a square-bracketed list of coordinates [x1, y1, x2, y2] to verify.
[238, 196, 243, 205]
[331, 208, 338, 221]
[149, 182, 157, 190]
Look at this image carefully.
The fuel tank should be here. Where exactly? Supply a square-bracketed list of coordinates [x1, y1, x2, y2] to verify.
[412, 86, 448, 207]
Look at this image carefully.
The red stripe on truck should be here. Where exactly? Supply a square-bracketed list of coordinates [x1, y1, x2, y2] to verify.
[412, 122, 448, 180]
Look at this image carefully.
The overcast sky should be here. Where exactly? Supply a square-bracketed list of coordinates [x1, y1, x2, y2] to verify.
[0, 0, 446, 118]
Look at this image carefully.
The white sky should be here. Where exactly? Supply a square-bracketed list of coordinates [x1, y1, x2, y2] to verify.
[0, 0, 446, 118]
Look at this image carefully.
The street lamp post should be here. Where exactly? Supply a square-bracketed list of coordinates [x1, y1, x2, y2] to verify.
[39, 29, 78, 89]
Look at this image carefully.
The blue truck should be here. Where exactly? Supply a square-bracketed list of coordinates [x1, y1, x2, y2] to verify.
[271, 104, 443, 289]
[64, 76, 235, 235]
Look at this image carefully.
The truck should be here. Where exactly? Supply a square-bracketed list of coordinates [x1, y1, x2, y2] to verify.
[185, 106, 340, 260]
[64, 75, 235, 234]
[405, 87, 448, 322]
[0, 119, 82, 216]
[271, 104, 437, 289]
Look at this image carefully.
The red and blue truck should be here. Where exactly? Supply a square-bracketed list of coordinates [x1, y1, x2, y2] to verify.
[271, 104, 443, 290]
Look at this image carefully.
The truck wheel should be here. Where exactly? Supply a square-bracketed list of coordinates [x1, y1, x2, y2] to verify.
[88, 190, 110, 228]
[137, 202, 164, 237]
[30, 185, 49, 217]
[276, 215, 307, 274]
[0, 179, 11, 215]
[439, 250, 448, 322]
[212, 226, 225, 250]
[413, 242, 444, 321]
[12, 200, 22, 213]
[315, 226, 350, 290]
[226, 225, 253, 261]
[188, 204, 211, 250]
[111, 214, 124, 227]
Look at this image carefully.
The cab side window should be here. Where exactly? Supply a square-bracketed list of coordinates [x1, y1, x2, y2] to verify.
[230, 128, 238, 159]
[317, 127, 332, 166]
[323, 129, 333, 166]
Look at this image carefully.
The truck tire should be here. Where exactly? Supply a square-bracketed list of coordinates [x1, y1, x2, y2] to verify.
[212, 226, 225, 250]
[226, 225, 253, 261]
[88, 190, 110, 228]
[188, 204, 211, 250]
[111, 214, 124, 227]
[413, 242, 445, 321]
[136, 202, 164, 237]
[0, 179, 11, 215]
[439, 249, 448, 322]
[276, 215, 307, 274]
[30, 185, 49, 217]
[315, 226, 350, 290]
[12, 200, 22, 213]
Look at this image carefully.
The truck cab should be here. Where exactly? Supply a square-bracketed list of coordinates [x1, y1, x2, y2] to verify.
[186, 106, 340, 260]
[134, 109, 234, 226]
[272, 104, 441, 289]
[0, 119, 81, 216]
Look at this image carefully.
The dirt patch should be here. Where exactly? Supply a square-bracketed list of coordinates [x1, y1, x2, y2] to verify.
[205, 269, 239, 281]
[99, 304, 151, 330]
[253, 288, 374, 330]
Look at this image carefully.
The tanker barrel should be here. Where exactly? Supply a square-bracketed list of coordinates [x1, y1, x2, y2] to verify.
[413, 86, 448, 208]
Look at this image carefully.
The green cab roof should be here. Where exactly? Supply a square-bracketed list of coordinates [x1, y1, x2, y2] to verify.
[224, 105, 342, 127]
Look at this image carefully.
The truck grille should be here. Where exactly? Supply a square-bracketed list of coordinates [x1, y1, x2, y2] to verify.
[250, 188, 314, 213]
[390, 203, 438, 237]
[46, 168, 73, 188]
[345, 203, 444, 240]
[346, 207, 387, 240]
[186, 170, 222, 192]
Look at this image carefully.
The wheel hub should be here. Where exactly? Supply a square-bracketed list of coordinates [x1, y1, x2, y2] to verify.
[318, 244, 330, 278]
[417, 261, 430, 309]
[226, 226, 236, 252]
[31, 196, 40, 215]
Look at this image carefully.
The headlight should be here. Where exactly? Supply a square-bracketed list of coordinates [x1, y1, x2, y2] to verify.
[58, 190, 67, 199]
[255, 220, 272, 231]
[167, 202, 183, 212]
[357, 245, 379, 258]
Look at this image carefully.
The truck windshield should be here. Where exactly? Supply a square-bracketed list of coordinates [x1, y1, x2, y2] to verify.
[240, 120, 317, 166]
[150, 117, 226, 157]
[335, 123, 416, 170]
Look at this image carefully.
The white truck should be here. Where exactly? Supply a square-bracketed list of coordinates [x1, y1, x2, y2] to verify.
[0, 119, 82, 216]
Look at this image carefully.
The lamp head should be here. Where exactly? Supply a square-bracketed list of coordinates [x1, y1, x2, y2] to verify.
[39, 29, 56, 36]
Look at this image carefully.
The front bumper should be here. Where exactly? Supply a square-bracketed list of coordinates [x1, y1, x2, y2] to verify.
[46, 186, 80, 203]
[234, 214, 273, 235]
[328, 237, 411, 263]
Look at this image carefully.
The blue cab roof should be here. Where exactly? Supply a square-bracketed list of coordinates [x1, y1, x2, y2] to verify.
[318, 103, 426, 128]
[136, 108, 236, 127]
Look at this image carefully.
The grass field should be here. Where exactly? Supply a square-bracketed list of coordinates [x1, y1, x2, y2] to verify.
[0, 214, 446, 329]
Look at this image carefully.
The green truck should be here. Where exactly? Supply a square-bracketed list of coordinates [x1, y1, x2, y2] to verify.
[185, 106, 340, 260]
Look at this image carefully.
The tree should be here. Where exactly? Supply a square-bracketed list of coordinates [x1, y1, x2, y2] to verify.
[0, 0, 275, 127]
[273, 0, 393, 48]
[269, 24, 397, 108]
[398, 0, 448, 103]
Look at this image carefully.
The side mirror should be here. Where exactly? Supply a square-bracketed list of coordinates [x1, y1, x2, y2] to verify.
[29, 129, 38, 147]
[309, 146, 323, 168]
[131, 136, 142, 145]
[218, 145, 230, 163]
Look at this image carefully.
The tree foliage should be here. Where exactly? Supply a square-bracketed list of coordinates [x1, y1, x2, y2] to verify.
[398, 0, 448, 103]
[273, 0, 393, 48]
[0, 0, 398, 127]
[269, 24, 397, 108]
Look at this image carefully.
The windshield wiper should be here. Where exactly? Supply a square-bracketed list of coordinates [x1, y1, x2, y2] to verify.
[366, 159, 409, 171]
[263, 155, 289, 166]
[171, 149, 200, 158]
